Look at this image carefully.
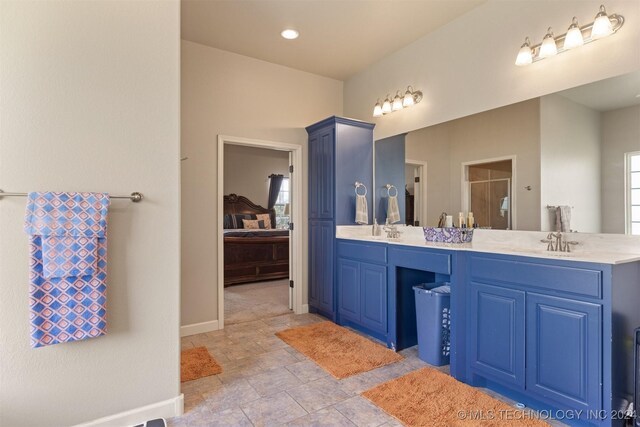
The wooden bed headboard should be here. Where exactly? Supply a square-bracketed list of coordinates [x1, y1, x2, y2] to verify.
[223, 194, 276, 228]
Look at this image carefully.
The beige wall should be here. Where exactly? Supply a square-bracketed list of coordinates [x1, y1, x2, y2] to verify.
[602, 105, 640, 233]
[406, 99, 541, 230]
[181, 40, 343, 327]
[224, 145, 289, 209]
[0, 1, 180, 426]
[540, 94, 601, 233]
[344, 0, 640, 140]
[406, 125, 452, 226]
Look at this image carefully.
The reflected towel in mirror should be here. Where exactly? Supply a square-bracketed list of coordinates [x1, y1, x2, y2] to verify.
[387, 195, 400, 224]
[555, 205, 571, 232]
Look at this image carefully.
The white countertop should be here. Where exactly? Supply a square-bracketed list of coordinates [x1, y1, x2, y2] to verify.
[336, 226, 640, 265]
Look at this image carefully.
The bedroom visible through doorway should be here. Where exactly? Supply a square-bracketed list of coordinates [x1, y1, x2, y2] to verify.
[217, 136, 303, 329]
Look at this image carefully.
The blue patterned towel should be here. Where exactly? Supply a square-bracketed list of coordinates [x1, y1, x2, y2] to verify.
[24, 192, 110, 348]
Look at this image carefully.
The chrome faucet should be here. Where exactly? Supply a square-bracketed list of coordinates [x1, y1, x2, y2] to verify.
[541, 233, 555, 251]
[541, 232, 579, 252]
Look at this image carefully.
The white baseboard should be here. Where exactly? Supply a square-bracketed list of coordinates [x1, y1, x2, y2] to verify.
[301, 304, 309, 314]
[180, 319, 219, 337]
[73, 394, 183, 427]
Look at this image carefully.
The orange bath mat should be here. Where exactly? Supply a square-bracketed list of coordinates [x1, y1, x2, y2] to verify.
[275, 321, 403, 379]
[180, 346, 222, 382]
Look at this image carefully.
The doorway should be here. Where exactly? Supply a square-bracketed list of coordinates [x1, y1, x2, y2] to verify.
[217, 135, 303, 330]
[405, 160, 427, 226]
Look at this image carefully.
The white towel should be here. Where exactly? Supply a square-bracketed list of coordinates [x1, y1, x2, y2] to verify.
[387, 195, 400, 224]
[355, 194, 368, 224]
[555, 206, 571, 232]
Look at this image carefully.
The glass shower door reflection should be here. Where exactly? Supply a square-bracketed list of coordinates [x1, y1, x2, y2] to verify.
[470, 178, 510, 230]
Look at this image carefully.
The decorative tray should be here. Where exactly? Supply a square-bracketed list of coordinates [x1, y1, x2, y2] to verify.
[423, 227, 474, 243]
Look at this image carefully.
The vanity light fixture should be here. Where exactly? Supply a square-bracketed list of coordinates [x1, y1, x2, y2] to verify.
[515, 4, 624, 66]
[591, 5, 614, 39]
[564, 17, 584, 49]
[381, 95, 392, 114]
[373, 99, 383, 117]
[515, 37, 533, 66]
[372, 86, 422, 117]
[539, 28, 558, 58]
[392, 91, 403, 111]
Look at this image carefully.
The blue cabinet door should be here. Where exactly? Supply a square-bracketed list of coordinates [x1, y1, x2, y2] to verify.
[526, 293, 602, 412]
[337, 258, 360, 322]
[360, 263, 387, 334]
[470, 282, 525, 388]
[308, 127, 334, 219]
[309, 220, 335, 317]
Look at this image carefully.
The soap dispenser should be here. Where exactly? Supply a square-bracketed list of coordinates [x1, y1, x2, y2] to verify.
[372, 219, 381, 236]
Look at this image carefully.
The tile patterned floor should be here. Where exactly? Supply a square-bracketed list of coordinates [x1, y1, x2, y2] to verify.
[172, 313, 565, 427]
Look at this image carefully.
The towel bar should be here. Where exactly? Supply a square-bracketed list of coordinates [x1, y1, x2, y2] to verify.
[0, 189, 143, 202]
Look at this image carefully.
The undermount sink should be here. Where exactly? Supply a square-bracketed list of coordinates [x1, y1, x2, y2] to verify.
[369, 235, 387, 241]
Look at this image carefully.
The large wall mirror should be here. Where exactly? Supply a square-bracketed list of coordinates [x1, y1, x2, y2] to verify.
[374, 70, 640, 234]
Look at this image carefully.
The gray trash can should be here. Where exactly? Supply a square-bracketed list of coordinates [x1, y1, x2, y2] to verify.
[413, 283, 451, 366]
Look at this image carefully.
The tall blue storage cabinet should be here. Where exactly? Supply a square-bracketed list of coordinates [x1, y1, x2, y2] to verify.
[306, 117, 375, 320]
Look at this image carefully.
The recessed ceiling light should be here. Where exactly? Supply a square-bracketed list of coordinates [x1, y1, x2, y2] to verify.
[281, 29, 299, 40]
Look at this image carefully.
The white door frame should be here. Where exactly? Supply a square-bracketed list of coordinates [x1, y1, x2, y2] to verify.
[461, 155, 517, 230]
[217, 135, 303, 329]
[406, 159, 428, 226]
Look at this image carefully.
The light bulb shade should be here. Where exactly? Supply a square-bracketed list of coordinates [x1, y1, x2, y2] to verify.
[515, 37, 533, 66]
[539, 30, 558, 58]
[515, 45, 533, 66]
[591, 6, 613, 39]
[564, 26, 584, 49]
[392, 93, 403, 111]
[373, 100, 383, 117]
[381, 97, 392, 114]
[564, 17, 584, 49]
[402, 89, 415, 107]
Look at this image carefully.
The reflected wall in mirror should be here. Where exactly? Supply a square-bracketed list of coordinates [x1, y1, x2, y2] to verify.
[374, 71, 640, 234]
[374, 134, 406, 225]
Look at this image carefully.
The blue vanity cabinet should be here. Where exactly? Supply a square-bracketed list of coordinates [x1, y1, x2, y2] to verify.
[309, 220, 335, 319]
[308, 123, 334, 220]
[337, 258, 360, 323]
[525, 293, 601, 412]
[469, 282, 525, 389]
[336, 239, 388, 341]
[458, 252, 640, 427]
[306, 117, 375, 319]
[360, 263, 387, 333]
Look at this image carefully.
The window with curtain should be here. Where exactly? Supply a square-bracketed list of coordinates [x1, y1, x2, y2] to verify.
[627, 151, 640, 235]
[274, 177, 290, 229]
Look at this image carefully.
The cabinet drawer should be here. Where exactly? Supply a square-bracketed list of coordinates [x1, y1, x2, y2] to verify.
[388, 247, 451, 275]
[469, 256, 602, 299]
[337, 240, 387, 264]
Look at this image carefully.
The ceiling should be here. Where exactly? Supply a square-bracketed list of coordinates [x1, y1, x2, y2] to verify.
[557, 71, 640, 112]
[181, 0, 486, 81]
